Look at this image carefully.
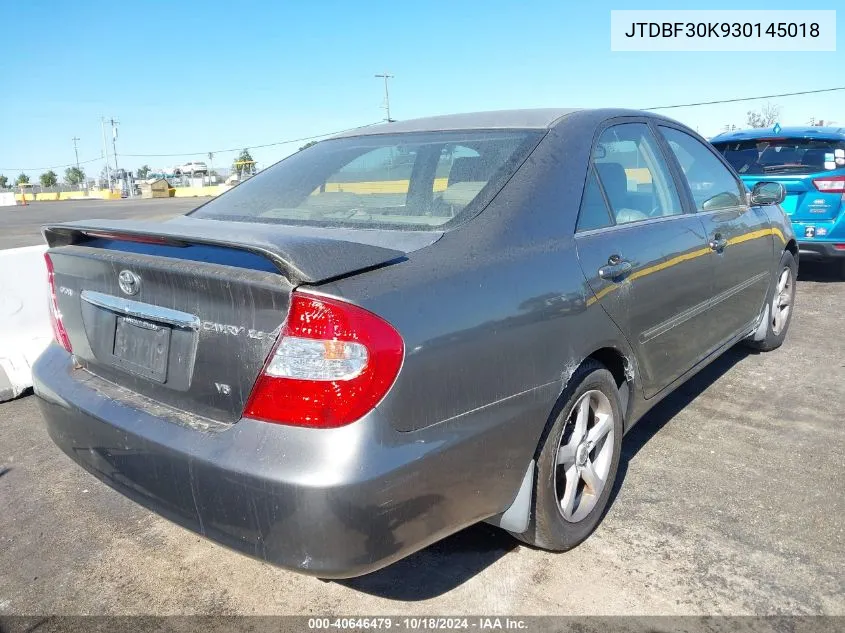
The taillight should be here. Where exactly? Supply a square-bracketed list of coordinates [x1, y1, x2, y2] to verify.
[244, 291, 404, 428]
[44, 253, 72, 353]
[812, 176, 845, 193]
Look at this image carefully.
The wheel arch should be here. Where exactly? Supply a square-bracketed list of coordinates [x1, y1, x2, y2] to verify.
[785, 238, 798, 258]
[532, 345, 634, 463]
[584, 346, 633, 422]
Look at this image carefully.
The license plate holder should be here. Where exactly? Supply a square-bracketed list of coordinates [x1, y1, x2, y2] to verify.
[112, 316, 171, 382]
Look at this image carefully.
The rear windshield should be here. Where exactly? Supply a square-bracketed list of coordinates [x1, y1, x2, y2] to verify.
[712, 138, 845, 175]
[191, 130, 543, 230]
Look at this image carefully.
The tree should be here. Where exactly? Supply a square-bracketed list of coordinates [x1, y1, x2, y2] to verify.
[40, 170, 58, 187]
[65, 166, 85, 186]
[0, 174, 8, 189]
[232, 149, 256, 178]
[16, 173, 29, 185]
[746, 102, 781, 128]
[299, 140, 318, 151]
[136, 164, 151, 179]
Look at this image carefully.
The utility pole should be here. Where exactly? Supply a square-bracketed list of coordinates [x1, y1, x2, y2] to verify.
[100, 118, 112, 190]
[71, 137, 80, 171]
[110, 118, 120, 172]
[375, 72, 395, 122]
[71, 136, 84, 190]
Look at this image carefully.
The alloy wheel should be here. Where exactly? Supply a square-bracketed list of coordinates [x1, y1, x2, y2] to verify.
[554, 389, 615, 523]
[771, 267, 793, 336]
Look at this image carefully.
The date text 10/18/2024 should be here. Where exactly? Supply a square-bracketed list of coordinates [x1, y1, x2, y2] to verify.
[308, 617, 528, 630]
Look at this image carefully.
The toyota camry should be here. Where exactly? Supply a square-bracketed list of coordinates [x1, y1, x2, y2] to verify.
[34, 108, 797, 578]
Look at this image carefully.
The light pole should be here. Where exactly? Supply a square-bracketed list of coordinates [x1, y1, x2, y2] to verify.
[375, 72, 395, 122]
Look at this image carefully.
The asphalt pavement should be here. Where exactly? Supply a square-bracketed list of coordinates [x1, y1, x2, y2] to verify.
[0, 198, 203, 250]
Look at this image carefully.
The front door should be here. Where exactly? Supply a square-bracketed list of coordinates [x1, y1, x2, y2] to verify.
[658, 126, 773, 345]
[574, 121, 715, 398]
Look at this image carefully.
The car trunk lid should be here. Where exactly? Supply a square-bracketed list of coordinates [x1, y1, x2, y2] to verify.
[43, 216, 436, 423]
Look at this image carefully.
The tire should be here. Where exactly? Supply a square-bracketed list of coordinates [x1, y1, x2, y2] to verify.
[513, 359, 623, 551]
[837, 259, 845, 280]
[745, 250, 797, 352]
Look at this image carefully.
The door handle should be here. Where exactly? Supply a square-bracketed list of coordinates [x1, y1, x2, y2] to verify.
[709, 235, 728, 251]
[598, 258, 633, 281]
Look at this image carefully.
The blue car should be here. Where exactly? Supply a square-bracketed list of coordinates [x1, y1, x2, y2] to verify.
[711, 126, 845, 277]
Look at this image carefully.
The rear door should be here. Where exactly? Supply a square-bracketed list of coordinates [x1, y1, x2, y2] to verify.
[659, 126, 773, 345]
[574, 121, 715, 398]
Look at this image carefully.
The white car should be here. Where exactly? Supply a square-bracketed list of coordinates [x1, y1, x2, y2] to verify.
[177, 161, 208, 175]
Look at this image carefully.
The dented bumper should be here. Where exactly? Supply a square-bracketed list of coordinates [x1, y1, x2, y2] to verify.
[33, 344, 546, 578]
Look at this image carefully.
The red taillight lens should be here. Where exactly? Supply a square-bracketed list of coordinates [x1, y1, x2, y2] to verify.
[812, 176, 845, 193]
[833, 244, 845, 251]
[244, 291, 404, 428]
[44, 253, 73, 353]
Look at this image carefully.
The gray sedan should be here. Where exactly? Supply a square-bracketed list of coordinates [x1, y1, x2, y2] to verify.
[34, 108, 796, 578]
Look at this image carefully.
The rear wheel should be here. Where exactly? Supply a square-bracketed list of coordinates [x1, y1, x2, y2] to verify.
[745, 250, 797, 352]
[837, 259, 845, 280]
[513, 360, 623, 551]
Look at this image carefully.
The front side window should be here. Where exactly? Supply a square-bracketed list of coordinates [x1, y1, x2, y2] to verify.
[191, 130, 542, 230]
[592, 123, 683, 225]
[660, 127, 745, 212]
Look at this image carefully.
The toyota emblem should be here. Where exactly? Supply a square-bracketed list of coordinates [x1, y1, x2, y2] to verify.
[118, 270, 141, 296]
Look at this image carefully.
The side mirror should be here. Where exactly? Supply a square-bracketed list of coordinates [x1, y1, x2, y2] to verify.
[750, 181, 786, 206]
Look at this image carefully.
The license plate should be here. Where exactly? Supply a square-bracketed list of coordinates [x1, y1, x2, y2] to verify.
[112, 316, 171, 382]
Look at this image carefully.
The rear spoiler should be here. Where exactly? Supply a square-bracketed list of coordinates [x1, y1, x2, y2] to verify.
[42, 216, 416, 285]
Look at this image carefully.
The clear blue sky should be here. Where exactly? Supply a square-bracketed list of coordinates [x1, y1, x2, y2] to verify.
[1, 0, 842, 179]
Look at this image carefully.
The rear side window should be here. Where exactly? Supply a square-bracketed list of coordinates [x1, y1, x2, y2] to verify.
[191, 130, 542, 230]
[592, 123, 683, 225]
[712, 137, 845, 175]
[577, 169, 613, 231]
[660, 127, 744, 212]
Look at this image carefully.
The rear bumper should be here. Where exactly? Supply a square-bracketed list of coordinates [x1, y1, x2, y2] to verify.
[33, 344, 551, 578]
[797, 240, 845, 260]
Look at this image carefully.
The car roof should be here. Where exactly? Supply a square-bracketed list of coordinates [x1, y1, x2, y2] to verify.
[331, 109, 580, 138]
[711, 126, 845, 143]
[329, 108, 695, 142]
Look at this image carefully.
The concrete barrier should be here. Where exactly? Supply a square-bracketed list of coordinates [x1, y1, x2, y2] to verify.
[0, 245, 51, 401]
[14, 190, 122, 202]
[0, 192, 16, 206]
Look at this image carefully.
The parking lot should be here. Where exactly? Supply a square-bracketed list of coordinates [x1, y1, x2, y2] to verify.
[0, 198, 843, 615]
[0, 198, 202, 250]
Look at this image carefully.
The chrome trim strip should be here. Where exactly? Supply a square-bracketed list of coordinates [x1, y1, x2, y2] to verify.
[81, 290, 201, 330]
[639, 271, 769, 344]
